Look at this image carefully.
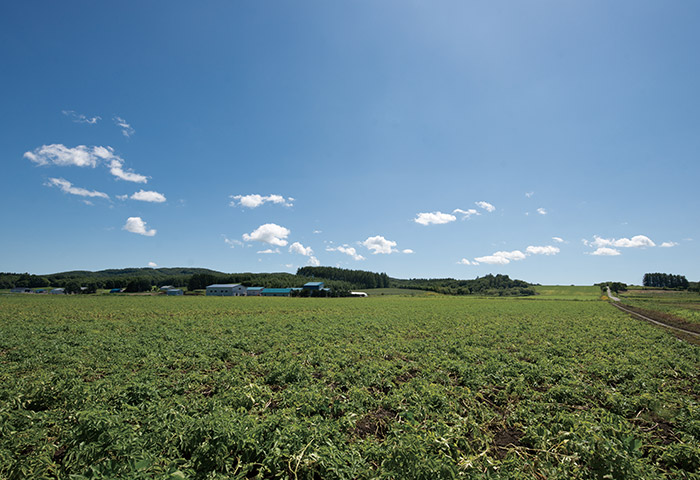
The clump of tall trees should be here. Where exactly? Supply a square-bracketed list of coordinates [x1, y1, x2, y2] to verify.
[642, 273, 689, 289]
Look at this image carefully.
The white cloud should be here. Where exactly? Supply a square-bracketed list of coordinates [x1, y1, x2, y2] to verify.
[414, 211, 456, 225]
[453, 208, 479, 219]
[123, 217, 156, 237]
[591, 247, 621, 256]
[242, 223, 290, 246]
[46, 177, 109, 199]
[289, 242, 314, 256]
[457, 258, 478, 265]
[537, 208, 547, 215]
[525, 191, 534, 198]
[148, 261, 157, 267]
[474, 250, 526, 265]
[230, 194, 293, 208]
[585, 235, 656, 249]
[552, 237, 564, 243]
[113, 116, 135, 137]
[402, 249, 414, 254]
[327, 245, 365, 261]
[526, 245, 560, 255]
[307, 256, 321, 266]
[62, 110, 100, 124]
[25, 144, 98, 167]
[257, 248, 281, 254]
[223, 236, 243, 248]
[362, 235, 398, 254]
[313, 230, 322, 234]
[25, 144, 148, 183]
[475, 201, 495, 212]
[130, 190, 166, 203]
[660, 241, 678, 248]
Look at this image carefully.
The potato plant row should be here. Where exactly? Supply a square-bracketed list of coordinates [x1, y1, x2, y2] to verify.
[0, 295, 698, 479]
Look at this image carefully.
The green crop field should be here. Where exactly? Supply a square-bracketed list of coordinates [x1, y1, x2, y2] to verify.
[620, 289, 700, 325]
[1, 295, 699, 479]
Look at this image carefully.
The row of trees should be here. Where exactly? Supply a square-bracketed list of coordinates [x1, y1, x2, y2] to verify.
[642, 273, 690, 289]
[394, 274, 536, 296]
[596, 282, 628, 294]
[296, 267, 390, 289]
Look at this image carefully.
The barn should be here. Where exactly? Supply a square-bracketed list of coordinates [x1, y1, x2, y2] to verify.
[11, 287, 33, 293]
[166, 289, 184, 296]
[50, 288, 65, 295]
[303, 282, 325, 291]
[206, 284, 247, 296]
[261, 288, 291, 297]
[246, 287, 264, 296]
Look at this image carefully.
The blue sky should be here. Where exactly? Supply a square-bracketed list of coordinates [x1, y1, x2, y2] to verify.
[2, 1, 699, 285]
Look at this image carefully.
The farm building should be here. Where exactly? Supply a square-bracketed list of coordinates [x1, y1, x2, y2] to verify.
[159, 285, 175, 291]
[11, 287, 33, 293]
[261, 288, 292, 297]
[350, 291, 368, 297]
[166, 289, 184, 296]
[246, 287, 264, 296]
[206, 284, 247, 296]
[50, 288, 65, 295]
[303, 282, 325, 290]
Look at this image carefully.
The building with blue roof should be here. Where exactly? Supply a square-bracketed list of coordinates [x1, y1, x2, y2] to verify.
[261, 288, 291, 297]
[303, 282, 324, 291]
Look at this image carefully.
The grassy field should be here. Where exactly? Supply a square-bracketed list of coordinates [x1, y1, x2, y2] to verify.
[620, 289, 700, 325]
[532, 285, 602, 300]
[361, 288, 436, 296]
[1, 295, 698, 479]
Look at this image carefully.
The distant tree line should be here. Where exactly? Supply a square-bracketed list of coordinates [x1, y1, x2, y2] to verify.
[2, 267, 537, 297]
[297, 267, 390, 289]
[596, 282, 628, 294]
[642, 273, 689, 289]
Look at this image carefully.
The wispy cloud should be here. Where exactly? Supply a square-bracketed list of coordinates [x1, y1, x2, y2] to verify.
[453, 208, 479, 219]
[362, 235, 398, 254]
[537, 208, 547, 215]
[230, 194, 293, 208]
[526, 245, 560, 255]
[414, 211, 456, 226]
[660, 241, 678, 248]
[46, 177, 109, 199]
[257, 248, 281, 254]
[327, 245, 365, 261]
[475, 201, 495, 212]
[113, 116, 135, 137]
[474, 250, 526, 265]
[584, 235, 655, 249]
[591, 247, 621, 256]
[552, 236, 564, 243]
[223, 236, 243, 248]
[130, 190, 166, 203]
[62, 110, 100, 124]
[25, 144, 148, 183]
[525, 191, 534, 198]
[402, 249, 414, 254]
[123, 217, 156, 236]
[243, 223, 290, 246]
[458, 258, 479, 265]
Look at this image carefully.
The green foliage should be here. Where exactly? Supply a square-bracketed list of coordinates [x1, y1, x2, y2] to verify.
[643, 273, 690, 289]
[1, 295, 698, 479]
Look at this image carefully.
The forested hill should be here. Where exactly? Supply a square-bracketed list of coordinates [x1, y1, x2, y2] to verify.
[1, 266, 535, 296]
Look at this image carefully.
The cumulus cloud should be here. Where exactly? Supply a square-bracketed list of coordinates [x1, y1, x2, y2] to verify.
[25, 144, 98, 167]
[46, 177, 109, 199]
[474, 250, 526, 265]
[327, 245, 365, 261]
[476, 201, 495, 212]
[537, 208, 547, 215]
[362, 235, 398, 254]
[552, 237, 564, 243]
[660, 242, 678, 248]
[584, 235, 655, 249]
[230, 194, 293, 208]
[457, 258, 479, 265]
[113, 116, 135, 137]
[591, 247, 621, 256]
[242, 223, 290, 246]
[148, 261, 157, 267]
[402, 249, 414, 254]
[307, 256, 321, 266]
[453, 208, 479, 219]
[414, 211, 456, 225]
[62, 110, 100, 124]
[289, 242, 314, 256]
[130, 190, 166, 203]
[123, 217, 156, 236]
[526, 245, 560, 255]
[25, 144, 148, 183]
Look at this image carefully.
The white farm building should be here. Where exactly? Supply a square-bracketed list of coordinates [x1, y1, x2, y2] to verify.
[206, 284, 247, 296]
